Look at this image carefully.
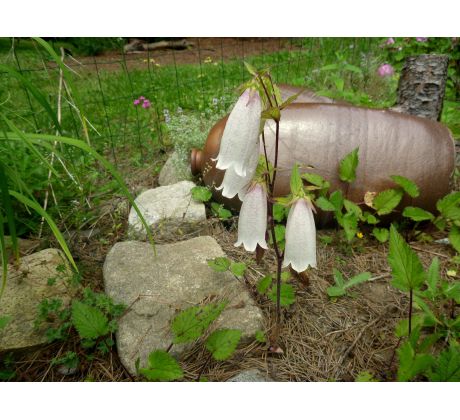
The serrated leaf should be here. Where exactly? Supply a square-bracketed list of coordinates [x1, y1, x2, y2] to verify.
[341, 211, 358, 242]
[346, 272, 372, 288]
[344, 199, 362, 217]
[442, 281, 460, 304]
[315, 196, 336, 211]
[362, 211, 379, 225]
[425, 257, 440, 299]
[390, 175, 420, 198]
[427, 345, 460, 382]
[273, 203, 287, 222]
[302, 172, 329, 188]
[374, 189, 404, 215]
[436, 192, 460, 220]
[257, 275, 273, 294]
[402, 206, 434, 222]
[339, 148, 359, 183]
[171, 302, 227, 344]
[333, 268, 346, 287]
[290, 163, 303, 196]
[191, 186, 212, 203]
[372, 227, 389, 243]
[413, 295, 438, 326]
[71, 301, 109, 340]
[449, 225, 460, 253]
[230, 262, 246, 277]
[397, 340, 434, 381]
[268, 283, 296, 307]
[205, 329, 242, 361]
[329, 190, 344, 211]
[139, 350, 183, 381]
[273, 224, 286, 250]
[395, 315, 425, 338]
[388, 225, 426, 292]
[207, 257, 231, 272]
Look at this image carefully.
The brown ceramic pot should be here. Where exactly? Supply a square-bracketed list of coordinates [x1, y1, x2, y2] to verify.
[191, 92, 455, 225]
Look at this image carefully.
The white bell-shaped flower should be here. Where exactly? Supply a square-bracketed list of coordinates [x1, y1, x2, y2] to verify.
[283, 199, 317, 272]
[234, 183, 268, 252]
[215, 88, 262, 177]
[216, 144, 259, 200]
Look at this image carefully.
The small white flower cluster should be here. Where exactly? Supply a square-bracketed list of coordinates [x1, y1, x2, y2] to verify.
[215, 88, 317, 273]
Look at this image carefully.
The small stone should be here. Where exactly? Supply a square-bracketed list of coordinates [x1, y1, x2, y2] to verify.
[158, 151, 193, 186]
[128, 181, 206, 240]
[103, 236, 263, 375]
[0, 249, 76, 352]
[227, 369, 274, 382]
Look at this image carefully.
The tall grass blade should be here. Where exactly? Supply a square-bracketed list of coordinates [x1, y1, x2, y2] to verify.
[0, 162, 19, 264]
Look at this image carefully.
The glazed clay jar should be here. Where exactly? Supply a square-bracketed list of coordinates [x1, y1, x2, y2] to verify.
[191, 90, 455, 225]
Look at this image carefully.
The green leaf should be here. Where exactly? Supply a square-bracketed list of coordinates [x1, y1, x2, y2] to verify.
[346, 272, 372, 288]
[332, 268, 345, 287]
[327, 286, 346, 297]
[339, 148, 359, 183]
[373, 189, 404, 215]
[388, 225, 426, 292]
[390, 175, 420, 198]
[397, 340, 434, 381]
[171, 302, 227, 344]
[268, 283, 296, 307]
[290, 163, 303, 196]
[341, 211, 358, 242]
[425, 257, 440, 299]
[329, 190, 344, 212]
[211, 202, 232, 220]
[207, 257, 231, 272]
[372, 227, 389, 243]
[319, 235, 333, 245]
[139, 350, 183, 381]
[230, 262, 246, 277]
[442, 281, 460, 304]
[362, 212, 379, 225]
[449, 225, 460, 253]
[191, 186, 212, 203]
[71, 301, 109, 340]
[255, 330, 266, 343]
[344, 199, 362, 217]
[427, 345, 460, 382]
[205, 329, 242, 361]
[437, 192, 460, 220]
[257, 275, 273, 294]
[273, 203, 287, 222]
[273, 224, 286, 250]
[402, 207, 434, 222]
[244, 61, 258, 76]
[344, 64, 363, 75]
[315, 196, 336, 212]
[395, 315, 425, 338]
[302, 173, 329, 189]
[355, 371, 378, 382]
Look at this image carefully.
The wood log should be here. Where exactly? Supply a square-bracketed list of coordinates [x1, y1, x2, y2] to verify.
[394, 54, 449, 121]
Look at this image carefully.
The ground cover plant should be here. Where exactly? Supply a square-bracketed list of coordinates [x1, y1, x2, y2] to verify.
[0, 37, 459, 382]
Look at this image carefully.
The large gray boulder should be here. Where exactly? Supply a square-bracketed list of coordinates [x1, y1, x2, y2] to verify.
[0, 249, 75, 352]
[158, 151, 193, 186]
[103, 236, 263, 375]
[128, 181, 206, 240]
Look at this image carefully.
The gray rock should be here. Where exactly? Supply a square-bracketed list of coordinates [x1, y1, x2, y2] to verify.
[158, 151, 193, 186]
[128, 181, 206, 240]
[227, 369, 274, 382]
[103, 236, 263, 375]
[0, 249, 76, 352]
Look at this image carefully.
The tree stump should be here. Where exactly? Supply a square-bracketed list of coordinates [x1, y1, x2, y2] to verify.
[394, 54, 449, 121]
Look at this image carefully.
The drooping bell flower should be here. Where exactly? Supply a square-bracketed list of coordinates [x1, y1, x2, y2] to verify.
[216, 144, 259, 200]
[234, 183, 268, 252]
[215, 88, 262, 177]
[283, 198, 317, 272]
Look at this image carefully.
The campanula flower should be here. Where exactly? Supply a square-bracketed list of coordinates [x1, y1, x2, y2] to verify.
[234, 183, 268, 252]
[215, 88, 262, 177]
[282, 198, 317, 272]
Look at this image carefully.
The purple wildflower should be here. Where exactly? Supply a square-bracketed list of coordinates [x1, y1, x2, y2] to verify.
[377, 63, 394, 77]
[385, 37, 395, 45]
[142, 100, 151, 109]
[416, 37, 428, 42]
[133, 99, 141, 106]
